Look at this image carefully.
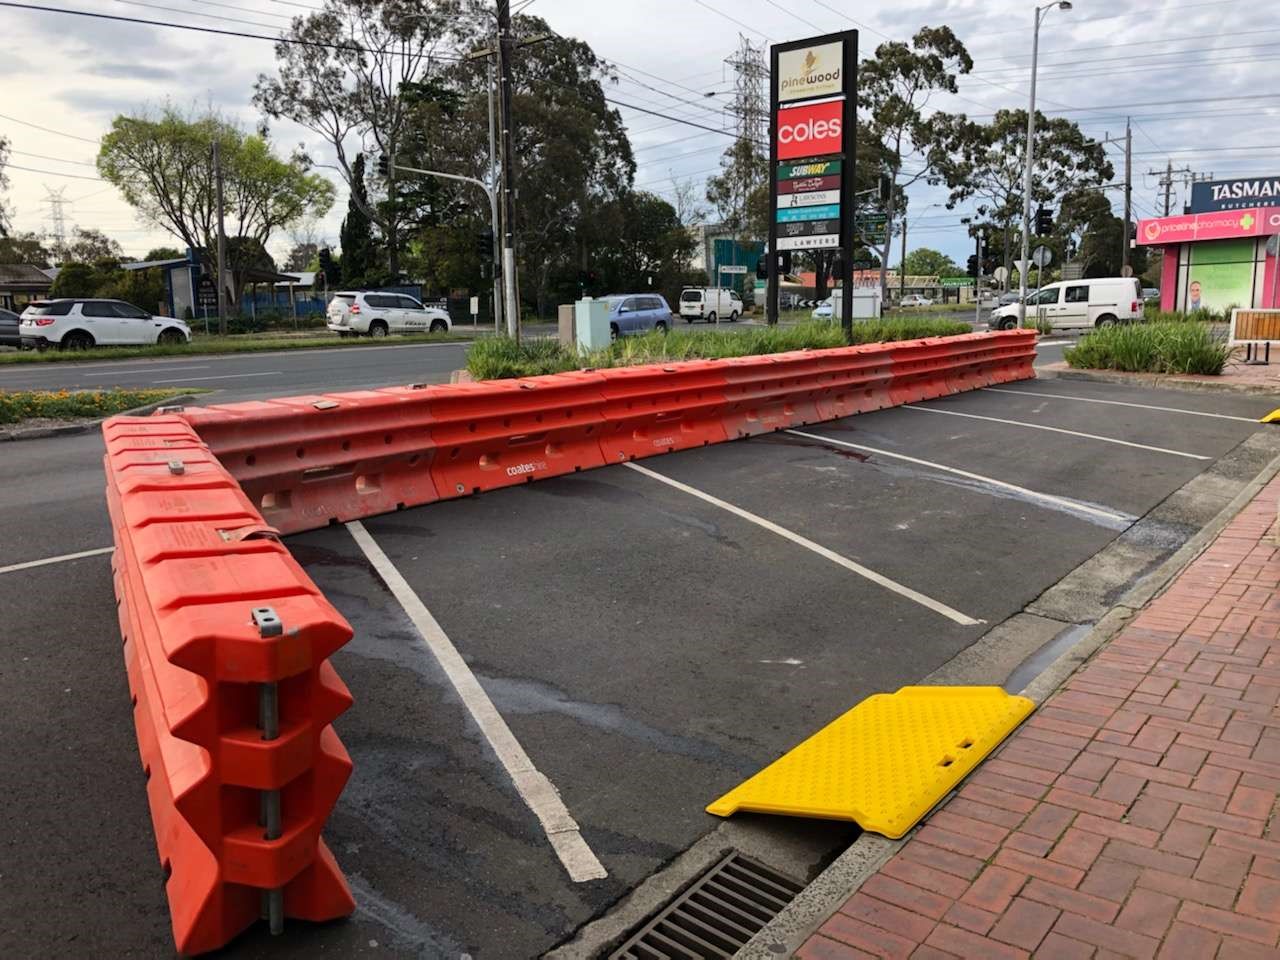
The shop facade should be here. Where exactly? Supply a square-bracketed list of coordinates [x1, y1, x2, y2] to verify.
[1135, 174, 1280, 314]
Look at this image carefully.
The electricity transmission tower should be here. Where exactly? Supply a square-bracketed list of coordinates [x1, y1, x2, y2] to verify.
[44, 186, 69, 261]
[725, 34, 767, 149]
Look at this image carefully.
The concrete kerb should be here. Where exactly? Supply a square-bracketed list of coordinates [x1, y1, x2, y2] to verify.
[1039, 362, 1280, 398]
[0, 393, 199, 442]
[734, 445, 1280, 960]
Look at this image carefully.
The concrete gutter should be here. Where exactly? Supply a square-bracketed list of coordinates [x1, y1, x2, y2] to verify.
[0, 392, 198, 442]
[734, 444, 1280, 960]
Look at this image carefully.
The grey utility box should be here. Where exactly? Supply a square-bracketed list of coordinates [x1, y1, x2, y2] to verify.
[575, 298, 611, 351]
[557, 303, 575, 346]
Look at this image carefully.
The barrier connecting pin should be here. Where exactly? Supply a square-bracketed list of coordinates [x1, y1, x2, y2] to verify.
[251, 606, 284, 936]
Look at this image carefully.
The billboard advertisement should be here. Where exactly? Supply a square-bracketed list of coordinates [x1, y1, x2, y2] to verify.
[775, 99, 843, 161]
[1185, 238, 1257, 313]
[1190, 175, 1280, 214]
[777, 40, 845, 103]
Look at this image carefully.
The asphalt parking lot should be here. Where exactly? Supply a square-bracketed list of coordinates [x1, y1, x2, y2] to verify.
[5, 361, 1280, 959]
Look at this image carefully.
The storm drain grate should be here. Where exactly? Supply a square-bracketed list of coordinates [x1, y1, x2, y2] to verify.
[609, 852, 804, 959]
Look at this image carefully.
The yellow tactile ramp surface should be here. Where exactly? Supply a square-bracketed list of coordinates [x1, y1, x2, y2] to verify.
[706, 686, 1035, 839]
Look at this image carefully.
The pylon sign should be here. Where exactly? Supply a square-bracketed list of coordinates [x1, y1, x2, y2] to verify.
[768, 31, 858, 330]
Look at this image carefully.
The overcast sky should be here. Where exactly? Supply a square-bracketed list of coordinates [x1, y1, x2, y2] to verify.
[0, 0, 1273, 266]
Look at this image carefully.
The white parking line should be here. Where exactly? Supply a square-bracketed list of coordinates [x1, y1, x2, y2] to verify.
[784, 429, 1135, 527]
[150, 371, 282, 384]
[901, 405, 1211, 460]
[981, 386, 1260, 423]
[1038, 340, 1072, 346]
[345, 520, 608, 884]
[623, 461, 983, 626]
[82, 365, 212, 378]
[0, 546, 112, 575]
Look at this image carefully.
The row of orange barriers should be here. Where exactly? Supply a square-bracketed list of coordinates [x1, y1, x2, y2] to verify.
[177, 330, 1036, 536]
[101, 415, 356, 954]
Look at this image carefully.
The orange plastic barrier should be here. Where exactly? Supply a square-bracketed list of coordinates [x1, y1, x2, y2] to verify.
[103, 415, 356, 955]
[175, 331, 1037, 536]
[595, 360, 730, 462]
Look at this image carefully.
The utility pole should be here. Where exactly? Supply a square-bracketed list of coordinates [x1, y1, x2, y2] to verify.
[899, 219, 907, 302]
[496, 0, 519, 340]
[212, 140, 228, 335]
[1149, 161, 1196, 217]
[1122, 117, 1132, 275]
[487, 57, 502, 335]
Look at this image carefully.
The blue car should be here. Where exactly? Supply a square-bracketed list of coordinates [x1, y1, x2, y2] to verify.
[606, 293, 674, 339]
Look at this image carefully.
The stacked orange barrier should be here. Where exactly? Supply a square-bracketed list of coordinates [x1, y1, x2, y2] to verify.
[175, 330, 1036, 535]
[103, 415, 356, 955]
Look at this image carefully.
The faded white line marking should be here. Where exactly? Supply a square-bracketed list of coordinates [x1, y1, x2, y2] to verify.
[981, 386, 1260, 423]
[83, 365, 212, 378]
[345, 520, 607, 883]
[785, 429, 1135, 527]
[1037, 339, 1072, 346]
[0, 546, 112, 575]
[901, 405, 1210, 460]
[151, 371, 282, 384]
[623, 461, 983, 626]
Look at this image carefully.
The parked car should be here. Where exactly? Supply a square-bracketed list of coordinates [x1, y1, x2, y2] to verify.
[678, 286, 742, 323]
[899, 294, 934, 308]
[811, 298, 834, 320]
[18, 299, 191, 350]
[988, 278, 1143, 331]
[0, 307, 19, 348]
[326, 291, 451, 338]
[1142, 287, 1161, 303]
[997, 289, 1036, 306]
[606, 293, 673, 339]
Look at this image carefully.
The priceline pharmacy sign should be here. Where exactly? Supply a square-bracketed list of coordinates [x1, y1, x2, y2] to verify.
[1190, 175, 1280, 214]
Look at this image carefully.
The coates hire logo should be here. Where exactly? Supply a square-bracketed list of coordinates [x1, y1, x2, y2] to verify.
[778, 41, 844, 103]
[776, 99, 843, 161]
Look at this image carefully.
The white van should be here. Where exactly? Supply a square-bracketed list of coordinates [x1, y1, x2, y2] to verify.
[678, 287, 742, 323]
[989, 278, 1142, 331]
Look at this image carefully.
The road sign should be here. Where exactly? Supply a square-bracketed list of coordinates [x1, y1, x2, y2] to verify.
[719, 264, 748, 275]
[197, 277, 217, 308]
[993, 266, 1009, 283]
[1014, 259, 1031, 277]
[1061, 262, 1083, 281]
[1031, 245, 1052, 268]
[940, 277, 975, 287]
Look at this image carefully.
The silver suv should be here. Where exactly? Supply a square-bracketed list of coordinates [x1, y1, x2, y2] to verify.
[326, 291, 451, 338]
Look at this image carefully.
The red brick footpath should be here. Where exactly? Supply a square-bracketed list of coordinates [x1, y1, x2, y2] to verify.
[798, 477, 1280, 959]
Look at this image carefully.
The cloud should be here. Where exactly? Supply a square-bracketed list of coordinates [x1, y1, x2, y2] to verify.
[88, 63, 180, 82]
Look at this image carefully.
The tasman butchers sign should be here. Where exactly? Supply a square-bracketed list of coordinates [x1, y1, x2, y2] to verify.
[1190, 175, 1280, 214]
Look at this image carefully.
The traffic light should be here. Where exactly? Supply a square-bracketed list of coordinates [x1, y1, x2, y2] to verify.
[878, 172, 892, 204]
[377, 153, 393, 177]
[966, 254, 979, 278]
[1035, 206, 1053, 235]
[756, 256, 767, 280]
[476, 227, 494, 260]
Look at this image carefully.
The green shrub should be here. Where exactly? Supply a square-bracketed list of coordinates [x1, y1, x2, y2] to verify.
[466, 318, 973, 380]
[0, 388, 187, 424]
[1065, 321, 1231, 375]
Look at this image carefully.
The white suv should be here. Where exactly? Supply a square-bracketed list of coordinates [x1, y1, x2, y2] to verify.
[19, 299, 191, 350]
[327, 291, 452, 338]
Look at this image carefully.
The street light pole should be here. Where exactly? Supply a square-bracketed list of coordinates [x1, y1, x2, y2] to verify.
[496, 0, 519, 340]
[1018, 0, 1072, 328]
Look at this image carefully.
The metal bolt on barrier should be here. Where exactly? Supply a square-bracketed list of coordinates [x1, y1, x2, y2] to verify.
[251, 606, 285, 936]
[167, 459, 185, 476]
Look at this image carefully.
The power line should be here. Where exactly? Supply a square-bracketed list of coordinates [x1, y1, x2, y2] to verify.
[965, 93, 1280, 120]
[755, 0, 824, 33]
[8, 149, 97, 166]
[691, 0, 772, 42]
[971, 0, 1246, 41]
[980, 25, 1280, 64]
[976, 39, 1280, 77]
[0, 2, 468, 59]
[0, 111, 98, 143]
[185, 0, 293, 21]
[108, 0, 283, 30]
[6, 163, 104, 181]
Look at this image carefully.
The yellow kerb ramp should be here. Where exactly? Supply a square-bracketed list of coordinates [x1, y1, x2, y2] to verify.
[706, 686, 1034, 839]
